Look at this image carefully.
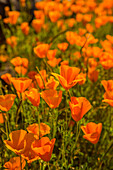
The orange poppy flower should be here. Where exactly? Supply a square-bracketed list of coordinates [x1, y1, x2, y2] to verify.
[27, 123, 50, 139]
[21, 58, 28, 68]
[6, 36, 17, 48]
[86, 23, 94, 33]
[20, 133, 40, 163]
[76, 13, 83, 22]
[25, 88, 40, 107]
[35, 1, 46, 10]
[101, 80, 113, 106]
[34, 44, 50, 58]
[0, 94, 16, 112]
[28, 71, 37, 81]
[66, 31, 77, 45]
[47, 49, 57, 60]
[11, 77, 32, 93]
[4, 6, 10, 16]
[15, 66, 27, 75]
[88, 67, 99, 83]
[49, 11, 61, 22]
[60, 60, 69, 66]
[1, 73, 12, 85]
[4, 157, 26, 170]
[52, 65, 82, 90]
[11, 57, 28, 68]
[99, 52, 113, 70]
[8, 11, 20, 25]
[69, 97, 91, 122]
[32, 19, 43, 33]
[32, 137, 56, 162]
[78, 28, 86, 36]
[41, 89, 62, 108]
[76, 73, 86, 85]
[4, 129, 27, 154]
[57, 42, 68, 52]
[20, 0, 26, 7]
[0, 112, 6, 123]
[47, 58, 61, 67]
[11, 57, 22, 67]
[35, 70, 47, 89]
[65, 18, 76, 27]
[106, 35, 113, 44]
[45, 76, 59, 90]
[34, 10, 45, 23]
[0, 55, 8, 62]
[21, 22, 29, 35]
[81, 122, 102, 144]
[92, 47, 103, 58]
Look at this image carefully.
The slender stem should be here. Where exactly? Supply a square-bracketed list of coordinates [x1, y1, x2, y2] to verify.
[37, 106, 40, 139]
[36, 66, 46, 89]
[15, 99, 22, 126]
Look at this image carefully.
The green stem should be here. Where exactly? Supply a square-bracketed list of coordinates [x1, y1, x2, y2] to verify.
[37, 106, 40, 139]
[15, 99, 22, 126]
[36, 66, 46, 89]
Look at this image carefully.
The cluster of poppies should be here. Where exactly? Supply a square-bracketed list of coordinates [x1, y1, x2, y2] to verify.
[0, 0, 113, 169]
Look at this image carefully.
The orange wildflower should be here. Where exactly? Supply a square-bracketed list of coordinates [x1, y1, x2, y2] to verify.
[76, 73, 86, 85]
[34, 44, 50, 58]
[34, 10, 45, 23]
[21, 22, 29, 35]
[88, 67, 99, 83]
[0, 55, 8, 62]
[4, 157, 26, 170]
[15, 66, 27, 75]
[47, 58, 61, 67]
[106, 35, 113, 44]
[65, 18, 76, 27]
[81, 122, 102, 144]
[0, 94, 16, 112]
[99, 52, 113, 70]
[35, 70, 47, 89]
[78, 28, 86, 36]
[11, 77, 32, 93]
[1, 73, 12, 85]
[25, 88, 40, 107]
[76, 13, 83, 22]
[20, 0, 26, 7]
[32, 19, 43, 33]
[32, 137, 56, 162]
[27, 123, 50, 139]
[8, 11, 20, 25]
[41, 89, 62, 108]
[47, 49, 57, 60]
[66, 31, 77, 45]
[4, 130, 27, 154]
[11, 57, 22, 67]
[4, 6, 10, 16]
[45, 76, 59, 90]
[6, 36, 17, 48]
[0, 113, 6, 123]
[57, 42, 68, 52]
[20, 133, 40, 163]
[52, 65, 82, 90]
[49, 11, 61, 22]
[60, 60, 69, 66]
[86, 23, 94, 33]
[69, 97, 91, 122]
[101, 80, 113, 106]
[28, 71, 37, 81]
[11, 57, 28, 68]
